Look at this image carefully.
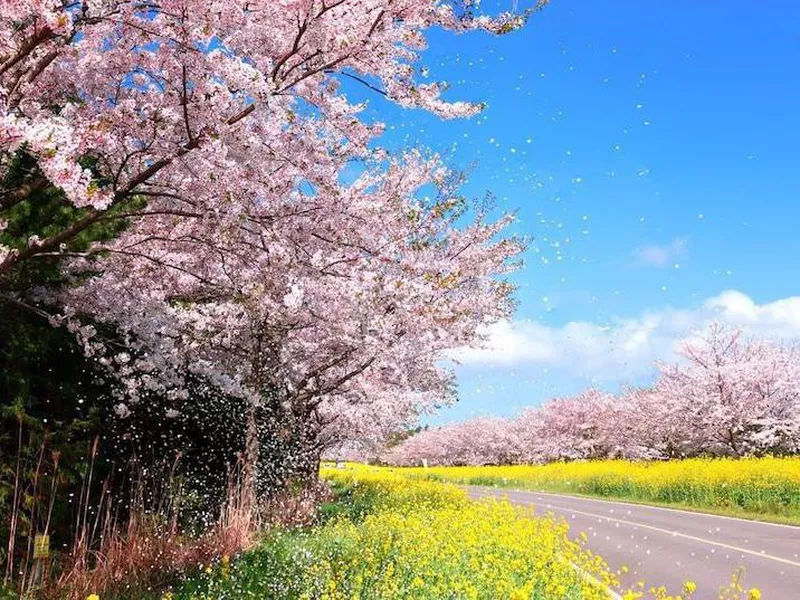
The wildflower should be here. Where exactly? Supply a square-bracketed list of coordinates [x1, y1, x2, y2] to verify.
[749, 589, 762, 600]
[683, 580, 697, 595]
[221, 554, 231, 580]
[86, 595, 100, 600]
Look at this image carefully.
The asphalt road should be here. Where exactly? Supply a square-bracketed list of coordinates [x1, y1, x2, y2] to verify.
[466, 487, 800, 600]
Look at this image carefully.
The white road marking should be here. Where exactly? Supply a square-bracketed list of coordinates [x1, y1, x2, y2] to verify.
[532, 501, 800, 569]
[469, 487, 800, 569]
[503, 489, 800, 530]
[570, 561, 623, 600]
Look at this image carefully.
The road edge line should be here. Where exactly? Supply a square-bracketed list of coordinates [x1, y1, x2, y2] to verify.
[570, 562, 623, 600]
[524, 489, 800, 530]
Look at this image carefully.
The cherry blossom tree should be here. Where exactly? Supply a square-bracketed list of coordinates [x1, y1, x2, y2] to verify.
[385, 416, 523, 466]
[610, 386, 684, 459]
[1, 0, 530, 278]
[386, 326, 800, 466]
[654, 324, 800, 457]
[2, 1, 537, 492]
[515, 389, 618, 461]
[66, 152, 523, 486]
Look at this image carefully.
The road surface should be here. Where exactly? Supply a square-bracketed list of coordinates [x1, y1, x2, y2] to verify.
[467, 487, 800, 600]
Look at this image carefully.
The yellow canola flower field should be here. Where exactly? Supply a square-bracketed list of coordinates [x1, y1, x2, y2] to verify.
[388, 457, 800, 522]
[176, 464, 764, 599]
[320, 465, 626, 600]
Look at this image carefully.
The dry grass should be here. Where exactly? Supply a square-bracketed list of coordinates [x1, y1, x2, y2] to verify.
[52, 470, 333, 599]
[3, 432, 333, 600]
[54, 461, 260, 600]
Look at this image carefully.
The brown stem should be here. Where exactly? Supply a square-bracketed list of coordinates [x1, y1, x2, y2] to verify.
[0, 27, 54, 78]
[3, 416, 24, 585]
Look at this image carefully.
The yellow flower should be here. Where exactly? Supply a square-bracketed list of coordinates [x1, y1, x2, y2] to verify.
[221, 554, 231, 580]
[87, 595, 100, 600]
[316, 463, 783, 600]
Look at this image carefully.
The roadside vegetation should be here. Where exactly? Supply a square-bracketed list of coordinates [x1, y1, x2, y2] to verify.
[165, 466, 694, 600]
[1, 2, 526, 597]
[392, 457, 800, 524]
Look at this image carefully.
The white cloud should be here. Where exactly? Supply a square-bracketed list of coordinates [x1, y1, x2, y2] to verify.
[633, 236, 688, 268]
[451, 290, 800, 383]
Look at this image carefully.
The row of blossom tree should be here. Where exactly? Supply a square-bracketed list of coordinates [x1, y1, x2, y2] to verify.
[1, 1, 539, 496]
[385, 325, 800, 466]
[2, 0, 536, 590]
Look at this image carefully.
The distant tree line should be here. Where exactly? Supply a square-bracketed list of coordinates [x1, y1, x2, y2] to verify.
[387, 326, 800, 466]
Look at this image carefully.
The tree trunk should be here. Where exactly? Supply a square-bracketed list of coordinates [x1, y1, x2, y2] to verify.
[241, 401, 260, 509]
[293, 428, 322, 488]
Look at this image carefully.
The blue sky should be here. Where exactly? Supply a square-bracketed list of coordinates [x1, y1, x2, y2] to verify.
[351, 1, 800, 422]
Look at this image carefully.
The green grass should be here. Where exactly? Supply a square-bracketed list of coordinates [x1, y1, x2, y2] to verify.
[0, 586, 16, 600]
